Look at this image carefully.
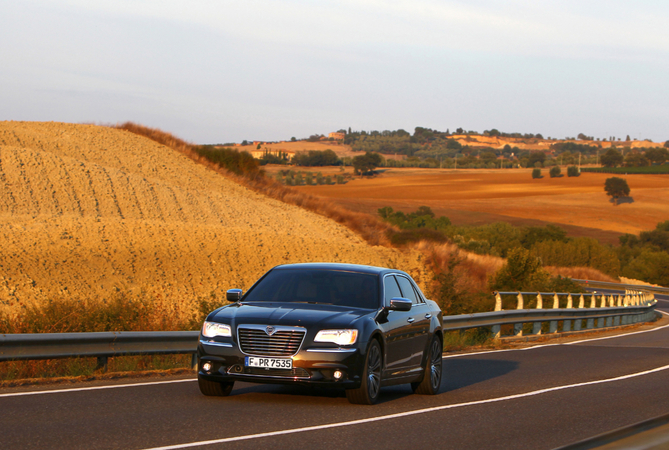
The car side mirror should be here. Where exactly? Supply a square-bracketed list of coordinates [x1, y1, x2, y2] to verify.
[389, 297, 412, 312]
[226, 289, 243, 302]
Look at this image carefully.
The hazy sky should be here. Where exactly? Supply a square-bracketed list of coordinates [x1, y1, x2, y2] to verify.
[2, 1, 668, 144]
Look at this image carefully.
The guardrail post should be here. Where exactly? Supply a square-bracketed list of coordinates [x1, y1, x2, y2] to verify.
[96, 356, 108, 372]
[589, 295, 596, 309]
[533, 293, 543, 335]
[514, 293, 524, 336]
[494, 292, 502, 311]
[563, 294, 573, 332]
[549, 293, 559, 333]
[492, 292, 502, 339]
[191, 353, 198, 370]
[600, 295, 606, 309]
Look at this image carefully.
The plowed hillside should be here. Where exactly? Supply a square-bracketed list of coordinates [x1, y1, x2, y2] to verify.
[0, 122, 426, 315]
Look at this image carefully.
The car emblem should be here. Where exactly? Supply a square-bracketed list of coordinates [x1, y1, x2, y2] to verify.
[265, 326, 276, 336]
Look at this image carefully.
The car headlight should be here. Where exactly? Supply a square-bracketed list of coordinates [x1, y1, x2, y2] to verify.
[314, 329, 358, 346]
[202, 321, 232, 338]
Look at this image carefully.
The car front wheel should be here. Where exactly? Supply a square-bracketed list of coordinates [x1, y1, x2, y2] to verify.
[198, 375, 234, 397]
[412, 335, 442, 395]
[346, 339, 382, 405]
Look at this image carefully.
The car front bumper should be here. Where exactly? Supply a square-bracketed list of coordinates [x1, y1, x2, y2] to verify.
[197, 340, 366, 389]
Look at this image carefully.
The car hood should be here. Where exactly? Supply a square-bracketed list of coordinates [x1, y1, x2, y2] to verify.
[210, 302, 373, 329]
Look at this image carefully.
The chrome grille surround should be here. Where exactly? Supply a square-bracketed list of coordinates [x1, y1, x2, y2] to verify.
[237, 325, 307, 357]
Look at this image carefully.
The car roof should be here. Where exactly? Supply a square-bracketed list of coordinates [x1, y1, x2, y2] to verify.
[271, 262, 406, 276]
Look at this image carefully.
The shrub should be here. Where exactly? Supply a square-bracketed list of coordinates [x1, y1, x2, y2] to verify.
[532, 168, 542, 179]
[622, 249, 669, 286]
[192, 145, 261, 177]
[530, 237, 620, 277]
[387, 228, 448, 246]
[567, 166, 579, 177]
[549, 166, 562, 178]
[489, 248, 551, 292]
[292, 149, 341, 166]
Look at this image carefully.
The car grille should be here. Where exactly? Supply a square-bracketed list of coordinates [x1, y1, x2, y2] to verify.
[242, 367, 310, 378]
[238, 327, 306, 357]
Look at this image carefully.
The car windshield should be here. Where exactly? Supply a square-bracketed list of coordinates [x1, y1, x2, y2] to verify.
[243, 269, 380, 309]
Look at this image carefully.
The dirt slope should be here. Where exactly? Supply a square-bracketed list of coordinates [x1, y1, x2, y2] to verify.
[0, 122, 426, 315]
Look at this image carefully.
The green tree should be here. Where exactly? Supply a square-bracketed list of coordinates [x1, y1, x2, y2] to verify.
[622, 249, 669, 286]
[352, 152, 384, 175]
[624, 152, 649, 167]
[604, 177, 630, 205]
[292, 149, 341, 166]
[567, 166, 579, 177]
[528, 152, 546, 167]
[489, 248, 551, 291]
[532, 168, 542, 179]
[645, 148, 669, 164]
[549, 166, 561, 178]
[600, 148, 624, 167]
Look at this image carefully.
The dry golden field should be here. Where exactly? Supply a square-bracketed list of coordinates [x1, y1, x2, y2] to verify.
[286, 167, 669, 245]
[0, 122, 428, 316]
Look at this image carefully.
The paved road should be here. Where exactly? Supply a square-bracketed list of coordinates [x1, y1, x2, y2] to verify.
[2, 296, 669, 450]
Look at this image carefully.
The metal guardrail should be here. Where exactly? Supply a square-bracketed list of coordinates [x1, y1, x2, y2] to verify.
[0, 331, 199, 370]
[0, 289, 658, 369]
[478, 289, 657, 338]
[573, 278, 669, 295]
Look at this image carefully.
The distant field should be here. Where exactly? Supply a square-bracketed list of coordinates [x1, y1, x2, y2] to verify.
[274, 166, 669, 244]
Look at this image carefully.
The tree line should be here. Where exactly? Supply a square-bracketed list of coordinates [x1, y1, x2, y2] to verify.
[378, 206, 669, 288]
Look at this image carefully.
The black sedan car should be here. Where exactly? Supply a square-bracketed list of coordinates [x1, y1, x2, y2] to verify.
[197, 263, 444, 404]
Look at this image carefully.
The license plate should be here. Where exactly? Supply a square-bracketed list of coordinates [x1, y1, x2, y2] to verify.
[245, 356, 293, 370]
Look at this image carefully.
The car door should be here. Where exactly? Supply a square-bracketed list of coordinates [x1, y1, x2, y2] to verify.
[379, 274, 415, 376]
[395, 275, 431, 370]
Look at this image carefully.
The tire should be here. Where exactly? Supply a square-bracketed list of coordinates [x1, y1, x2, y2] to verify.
[346, 339, 382, 405]
[198, 375, 234, 397]
[411, 335, 442, 395]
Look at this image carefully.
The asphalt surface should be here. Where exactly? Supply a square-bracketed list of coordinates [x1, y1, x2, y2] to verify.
[2, 295, 669, 450]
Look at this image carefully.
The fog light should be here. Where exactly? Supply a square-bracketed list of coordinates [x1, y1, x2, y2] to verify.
[333, 370, 343, 380]
[202, 362, 212, 372]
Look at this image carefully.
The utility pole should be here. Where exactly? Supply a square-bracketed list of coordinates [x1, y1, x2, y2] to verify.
[578, 152, 581, 173]
[455, 154, 457, 169]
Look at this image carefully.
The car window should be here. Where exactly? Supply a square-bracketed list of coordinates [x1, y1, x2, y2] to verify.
[411, 283, 426, 304]
[243, 269, 380, 309]
[395, 276, 419, 304]
[383, 275, 403, 305]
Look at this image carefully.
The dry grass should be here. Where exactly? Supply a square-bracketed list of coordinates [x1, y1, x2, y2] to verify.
[416, 241, 503, 293]
[116, 122, 395, 246]
[545, 266, 618, 282]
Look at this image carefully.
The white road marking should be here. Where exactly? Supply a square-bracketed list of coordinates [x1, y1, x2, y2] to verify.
[2, 312, 666, 397]
[0, 378, 196, 398]
[140, 362, 669, 450]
